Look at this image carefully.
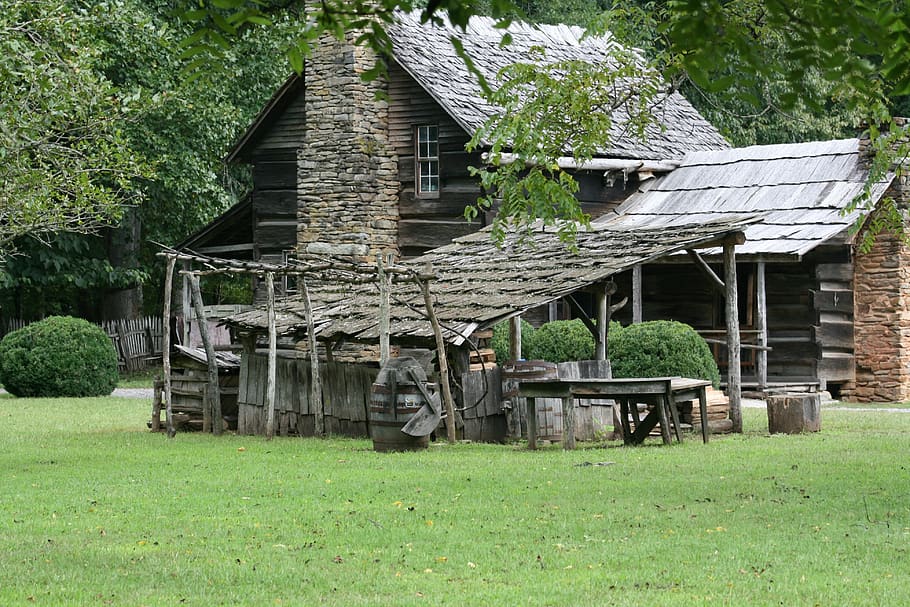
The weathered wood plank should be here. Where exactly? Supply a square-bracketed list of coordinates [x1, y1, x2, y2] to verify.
[812, 321, 854, 349]
[817, 354, 855, 381]
[252, 160, 297, 189]
[811, 290, 853, 313]
[815, 263, 853, 282]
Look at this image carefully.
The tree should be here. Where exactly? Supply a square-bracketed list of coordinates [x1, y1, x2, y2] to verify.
[0, 0, 291, 320]
[0, 0, 150, 255]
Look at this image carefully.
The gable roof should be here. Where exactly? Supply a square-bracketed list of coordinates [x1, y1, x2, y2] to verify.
[388, 11, 728, 161]
[599, 138, 895, 258]
[224, 215, 755, 345]
[227, 11, 728, 163]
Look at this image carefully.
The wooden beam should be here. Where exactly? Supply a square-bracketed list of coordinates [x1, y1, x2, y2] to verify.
[632, 264, 643, 324]
[595, 288, 608, 361]
[687, 249, 726, 294]
[163, 255, 177, 439]
[265, 272, 277, 440]
[755, 261, 768, 390]
[724, 242, 742, 433]
[189, 274, 222, 435]
[565, 295, 597, 336]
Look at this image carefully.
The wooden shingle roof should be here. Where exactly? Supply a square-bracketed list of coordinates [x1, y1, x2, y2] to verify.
[601, 138, 895, 258]
[225, 216, 756, 344]
[388, 11, 728, 161]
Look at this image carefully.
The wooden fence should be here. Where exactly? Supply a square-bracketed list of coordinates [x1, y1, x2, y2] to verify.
[2, 316, 164, 373]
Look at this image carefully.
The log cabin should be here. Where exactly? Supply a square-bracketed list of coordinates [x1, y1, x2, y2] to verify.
[179, 10, 728, 287]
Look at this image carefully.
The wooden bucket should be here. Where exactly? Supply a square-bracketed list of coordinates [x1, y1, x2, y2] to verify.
[501, 360, 560, 440]
[369, 357, 432, 452]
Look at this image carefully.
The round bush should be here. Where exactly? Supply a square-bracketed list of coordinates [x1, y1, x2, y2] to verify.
[528, 319, 596, 363]
[610, 320, 720, 387]
[0, 316, 118, 397]
[491, 318, 536, 362]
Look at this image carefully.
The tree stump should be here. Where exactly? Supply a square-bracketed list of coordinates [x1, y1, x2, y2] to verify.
[766, 393, 821, 434]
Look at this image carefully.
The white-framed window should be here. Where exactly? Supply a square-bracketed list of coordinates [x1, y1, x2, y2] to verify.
[415, 125, 440, 197]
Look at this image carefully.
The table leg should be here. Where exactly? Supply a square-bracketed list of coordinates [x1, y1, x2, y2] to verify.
[619, 399, 633, 445]
[527, 396, 537, 450]
[698, 387, 709, 443]
[657, 395, 672, 445]
[668, 392, 683, 443]
[562, 395, 575, 450]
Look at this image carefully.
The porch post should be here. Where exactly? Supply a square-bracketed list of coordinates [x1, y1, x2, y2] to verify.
[724, 239, 742, 433]
[509, 316, 522, 361]
[755, 260, 768, 390]
[632, 264, 643, 324]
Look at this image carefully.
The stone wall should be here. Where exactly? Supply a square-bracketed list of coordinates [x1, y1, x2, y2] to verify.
[852, 172, 910, 402]
[297, 32, 400, 264]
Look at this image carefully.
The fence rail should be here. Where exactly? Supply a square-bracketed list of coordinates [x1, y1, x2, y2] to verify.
[2, 316, 165, 373]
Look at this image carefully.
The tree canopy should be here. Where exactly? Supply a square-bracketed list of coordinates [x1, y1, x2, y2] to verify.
[0, 0, 150, 254]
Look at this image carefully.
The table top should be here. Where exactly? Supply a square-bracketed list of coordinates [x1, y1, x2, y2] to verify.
[517, 376, 712, 398]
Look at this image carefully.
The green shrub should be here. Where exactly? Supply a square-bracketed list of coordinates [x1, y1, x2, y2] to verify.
[610, 320, 720, 387]
[491, 318, 536, 362]
[528, 319, 596, 363]
[0, 316, 118, 397]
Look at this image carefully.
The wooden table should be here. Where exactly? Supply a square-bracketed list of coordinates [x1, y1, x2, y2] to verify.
[517, 377, 712, 449]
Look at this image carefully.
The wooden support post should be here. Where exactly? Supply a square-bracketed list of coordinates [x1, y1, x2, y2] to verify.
[188, 274, 222, 434]
[301, 278, 324, 437]
[724, 240, 743, 433]
[151, 379, 163, 432]
[162, 255, 176, 439]
[377, 253, 391, 367]
[265, 272, 278, 440]
[632, 264, 643, 324]
[756, 260, 768, 390]
[181, 260, 192, 346]
[562, 395, 576, 450]
[418, 265, 457, 444]
[509, 316, 522, 361]
[594, 283, 613, 361]
[527, 396, 538, 450]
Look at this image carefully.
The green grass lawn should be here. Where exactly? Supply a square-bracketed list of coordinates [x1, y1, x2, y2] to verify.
[1, 395, 908, 606]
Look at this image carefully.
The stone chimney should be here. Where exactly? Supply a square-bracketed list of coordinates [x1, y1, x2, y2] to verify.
[852, 117, 910, 401]
[297, 31, 400, 264]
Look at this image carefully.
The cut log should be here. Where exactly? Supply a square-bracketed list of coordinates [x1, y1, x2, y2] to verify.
[767, 393, 821, 434]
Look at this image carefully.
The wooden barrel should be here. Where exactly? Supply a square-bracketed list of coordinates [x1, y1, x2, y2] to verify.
[370, 357, 432, 452]
[501, 360, 561, 440]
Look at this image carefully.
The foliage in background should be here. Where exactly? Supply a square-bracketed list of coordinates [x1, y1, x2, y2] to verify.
[0, 0, 290, 319]
[0, 316, 118, 397]
[0, 0, 151, 255]
[610, 320, 720, 387]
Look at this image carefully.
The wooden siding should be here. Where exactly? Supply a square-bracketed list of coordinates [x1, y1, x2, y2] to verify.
[389, 61, 483, 255]
[246, 85, 307, 154]
[250, 150, 297, 265]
